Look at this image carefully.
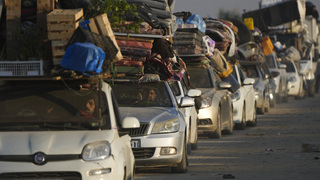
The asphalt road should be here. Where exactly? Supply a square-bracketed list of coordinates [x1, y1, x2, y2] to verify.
[134, 93, 320, 180]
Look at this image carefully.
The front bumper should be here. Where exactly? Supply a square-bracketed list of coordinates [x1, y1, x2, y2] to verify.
[132, 131, 185, 167]
[196, 106, 218, 134]
[0, 155, 125, 179]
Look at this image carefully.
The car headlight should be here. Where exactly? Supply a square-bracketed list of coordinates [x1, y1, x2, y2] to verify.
[200, 97, 212, 108]
[306, 70, 313, 79]
[82, 141, 111, 161]
[288, 76, 297, 82]
[152, 118, 180, 134]
[231, 90, 241, 102]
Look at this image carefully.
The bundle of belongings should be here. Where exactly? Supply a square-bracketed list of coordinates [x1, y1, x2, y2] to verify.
[172, 14, 206, 55]
[125, 0, 177, 36]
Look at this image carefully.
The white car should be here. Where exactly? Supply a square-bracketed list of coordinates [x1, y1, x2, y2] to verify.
[169, 75, 202, 153]
[231, 63, 257, 129]
[187, 65, 234, 138]
[265, 52, 288, 103]
[0, 77, 140, 180]
[111, 76, 194, 173]
[282, 60, 305, 99]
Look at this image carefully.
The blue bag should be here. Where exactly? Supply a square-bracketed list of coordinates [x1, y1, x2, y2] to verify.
[185, 14, 206, 33]
[61, 42, 105, 74]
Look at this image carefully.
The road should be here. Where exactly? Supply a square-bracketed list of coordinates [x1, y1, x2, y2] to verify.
[134, 93, 320, 180]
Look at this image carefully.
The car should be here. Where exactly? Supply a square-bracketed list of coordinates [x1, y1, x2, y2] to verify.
[187, 64, 234, 138]
[110, 75, 193, 173]
[282, 60, 305, 99]
[260, 62, 277, 107]
[168, 75, 202, 153]
[240, 61, 271, 114]
[265, 52, 289, 103]
[231, 63, 257, 129]
[0, 77, 140, 180]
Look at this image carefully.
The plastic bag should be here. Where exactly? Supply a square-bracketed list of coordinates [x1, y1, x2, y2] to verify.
[185, 14, 206, 33]
[61, 42, 105, 74]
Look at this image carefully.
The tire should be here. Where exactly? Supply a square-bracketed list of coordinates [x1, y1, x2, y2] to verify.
[172, 140, 188, 173]
[264, 96, 270, 113]
[191, 122, 198, 150]
[308, 81, 315, 97]
[257, 97, 265, 115]
[295, 82, 304, 100]
[247, 104, 257, 127]
[223, 105, 233, 134]
[235, 105, 246, 130]
[209, 106, 222, 138]
[186, 128, 192, 155]
[270, 94, 276, 107]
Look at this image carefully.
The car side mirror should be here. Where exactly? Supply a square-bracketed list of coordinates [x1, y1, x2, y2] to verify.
[271, 71, 280, 78]
[179, 97, 195, 107]
[187, 89, 202, 97]
[243, 78, 255, 85]
[121, 117, 140, 129]
[218, 81, 232, 89]
[279, 64, 287, 69]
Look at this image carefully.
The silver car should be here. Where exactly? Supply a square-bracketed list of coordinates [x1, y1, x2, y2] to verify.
[111, 77, 194, 173]
[187, 65, 234, 138]
[240, 61, 271, 114]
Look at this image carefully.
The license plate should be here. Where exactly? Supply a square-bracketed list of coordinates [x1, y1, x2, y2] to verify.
[131, 139, 140, 148]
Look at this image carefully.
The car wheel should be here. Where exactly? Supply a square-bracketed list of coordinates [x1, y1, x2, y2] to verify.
[187, 127, 192, 155]
[172, 140, 188, 173]
[235, 105, 246, 130]
[264, 96, 270, 113]
[257, 96, 265, 115]
[270, 94, 276, 107]
[308, 81, 315, 97]
[191, 121, 198, 150]
[209, 106, 222, 138]
[247, 104, 257, 127]
[223, 105, 233, 134]
[296, 81, 304, 99]
[281, 84, 288, 103]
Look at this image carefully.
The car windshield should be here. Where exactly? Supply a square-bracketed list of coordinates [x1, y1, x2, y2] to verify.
[243, 65, 260, 79]
[265, 54, 277, 68]
[112, 82, 173, 107]
[187, 67, 214, 88]
[283, 61, 296, 72]
[0, 79, 111, 131]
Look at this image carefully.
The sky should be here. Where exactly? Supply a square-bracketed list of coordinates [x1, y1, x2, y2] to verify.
[174, 0, 320, 19]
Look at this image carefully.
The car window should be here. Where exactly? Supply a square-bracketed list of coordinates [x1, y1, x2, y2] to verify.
[266, 54, 276, 68]
[243, 65, 259, 78]
[112, 82, 173, 107]
[188, 67, 214, 88]
[283, 61, 295, 72]
[0, 80, 111, 131]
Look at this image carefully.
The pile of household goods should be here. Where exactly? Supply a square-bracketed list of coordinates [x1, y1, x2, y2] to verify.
[171, 14, 241, 92]
[58, 0, 181, 78]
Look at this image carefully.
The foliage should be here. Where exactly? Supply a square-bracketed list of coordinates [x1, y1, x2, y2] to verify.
[85, 0, 142, 33]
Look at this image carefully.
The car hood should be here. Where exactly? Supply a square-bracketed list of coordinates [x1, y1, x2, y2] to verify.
[0, 130, 115, 155]
[119, 107, 180, 123]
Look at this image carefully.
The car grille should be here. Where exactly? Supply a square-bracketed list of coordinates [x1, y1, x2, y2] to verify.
[132, 148, 155, 159]
[129, 122, 150, 136]
[0, 172, 81, 180]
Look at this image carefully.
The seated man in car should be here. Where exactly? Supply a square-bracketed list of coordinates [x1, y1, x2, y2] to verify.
[76, 98, 96, 118]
